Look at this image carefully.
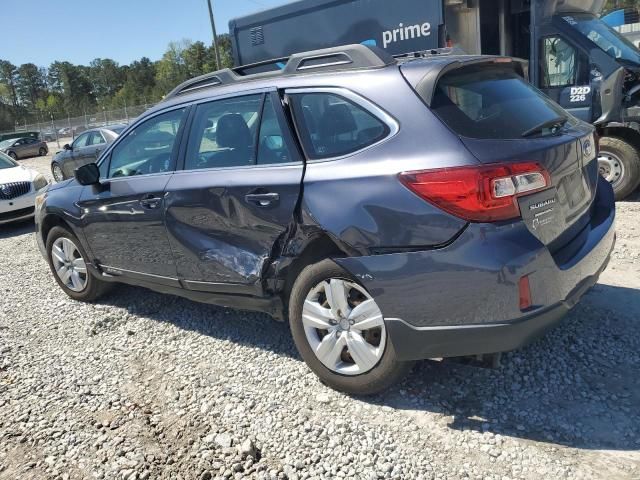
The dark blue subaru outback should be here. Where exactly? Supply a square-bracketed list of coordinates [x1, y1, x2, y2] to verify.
[35, 46, 615, 394]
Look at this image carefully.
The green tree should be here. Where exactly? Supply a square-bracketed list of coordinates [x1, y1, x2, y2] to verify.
[155, 40, 190, 95]
[0, 60, 18, 108]
[16, 63, 47, 110]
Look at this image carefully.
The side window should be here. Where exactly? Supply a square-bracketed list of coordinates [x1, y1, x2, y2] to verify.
[289, 92, 389, 160]
[107, 108, 185, 178]
[540, 36, 588, 88]
[257, 96, 293, 165]
[184, 94, 262, 170]
[73, 133, 90, 149]
[89, 132, 106, 146]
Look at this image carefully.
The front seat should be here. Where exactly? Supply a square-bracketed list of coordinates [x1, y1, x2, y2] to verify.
[215, 113, 253, 167]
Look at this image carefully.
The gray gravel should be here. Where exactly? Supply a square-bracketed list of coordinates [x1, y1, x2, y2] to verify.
[0, 153, 639, 479]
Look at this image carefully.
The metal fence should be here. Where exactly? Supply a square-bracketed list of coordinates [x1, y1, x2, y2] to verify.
[0, 103, 156, 143]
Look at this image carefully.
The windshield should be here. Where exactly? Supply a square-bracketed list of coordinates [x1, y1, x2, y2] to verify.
[562, 13, 640, 65]
[0, 139, 15, 149]
[0, 151, 18, 169]
[429, 65, 571, 139]
[110, 126, 126, 135]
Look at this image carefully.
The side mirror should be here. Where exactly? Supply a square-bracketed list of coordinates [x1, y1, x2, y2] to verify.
[63, 144, 72, 151]
[74, 163, 100, 186]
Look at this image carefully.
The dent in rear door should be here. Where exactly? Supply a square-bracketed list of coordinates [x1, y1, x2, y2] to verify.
[164, 91, 304, 294]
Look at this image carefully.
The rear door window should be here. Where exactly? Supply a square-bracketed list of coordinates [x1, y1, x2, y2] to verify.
[289, 92, 389, 159]
[430, 65, 570, 139]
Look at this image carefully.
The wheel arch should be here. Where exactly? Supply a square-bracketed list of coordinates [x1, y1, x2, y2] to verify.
[599, 126, 640, 151]
[40, 214, 75, 247]
[277, 231, 353, 308]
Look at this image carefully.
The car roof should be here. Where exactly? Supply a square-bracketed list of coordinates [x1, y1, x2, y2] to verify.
[149, 45, 525, 116]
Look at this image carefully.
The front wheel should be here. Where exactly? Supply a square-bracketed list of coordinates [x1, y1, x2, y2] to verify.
[288, 259, 413, 395]
[8, 151, 17, 160]
[598, 136, 640, 200]
[51, 163, 65, 182]
[46, 226, 111, 302]
[39, 147, 47, 156]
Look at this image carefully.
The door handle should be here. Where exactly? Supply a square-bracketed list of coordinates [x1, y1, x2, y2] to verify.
[140, 195, 162, 209]
[245, 192, 280, 207]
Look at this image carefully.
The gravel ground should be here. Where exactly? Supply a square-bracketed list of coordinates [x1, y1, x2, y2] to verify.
[1, 151, 639, 480]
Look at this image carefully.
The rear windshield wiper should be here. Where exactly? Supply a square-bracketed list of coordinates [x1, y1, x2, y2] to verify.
[521, 117, 568, 138]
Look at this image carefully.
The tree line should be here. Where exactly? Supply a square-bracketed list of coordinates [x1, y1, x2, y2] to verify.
[0, 37, 233, 131]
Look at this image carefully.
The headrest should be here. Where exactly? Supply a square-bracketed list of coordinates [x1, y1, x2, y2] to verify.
[319, 103, 357, 137]
[216, 113, 251, 149]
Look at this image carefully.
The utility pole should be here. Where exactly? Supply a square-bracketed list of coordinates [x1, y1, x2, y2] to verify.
[207, 0, 222, 70]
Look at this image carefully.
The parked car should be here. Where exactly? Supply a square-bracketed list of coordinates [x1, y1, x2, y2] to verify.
[41, 131, 56, 142]
[0, 137, 48, 160]
[50, 125, 126, 182]
[35, 45, 616, 394]
[0, 151, 49, 224]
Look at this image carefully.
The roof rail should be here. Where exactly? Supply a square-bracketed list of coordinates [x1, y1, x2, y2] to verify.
[164, 44, 396, 101]
[393, 47, 467, 62]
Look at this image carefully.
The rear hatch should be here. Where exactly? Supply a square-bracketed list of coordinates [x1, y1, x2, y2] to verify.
[402, 60, 599, 249]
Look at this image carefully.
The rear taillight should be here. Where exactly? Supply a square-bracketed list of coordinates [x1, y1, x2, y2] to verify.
[399, 162, 551, 222]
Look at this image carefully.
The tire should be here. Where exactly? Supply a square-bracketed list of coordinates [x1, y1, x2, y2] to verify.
[45, 226, 111, 302]
[288, 259, 414, 395]
[598, 136, 640, 200]
[39, 147, 47, 156]
[8, 151, 17, 160]
[51, 163, 65, 182]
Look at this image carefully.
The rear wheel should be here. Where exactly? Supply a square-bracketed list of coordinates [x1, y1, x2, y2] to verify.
[51, 163, 65, 182]
[46, 226, 111, 302]
[598, 136, 640, 200]
[289, 259, 413, 395]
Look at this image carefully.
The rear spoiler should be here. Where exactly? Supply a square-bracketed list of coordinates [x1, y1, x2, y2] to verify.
[400, 56, 529, 107]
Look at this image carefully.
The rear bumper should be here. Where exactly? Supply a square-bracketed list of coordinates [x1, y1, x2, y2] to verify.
[335, 178, 616, 360]
[384, 250, 610, 360]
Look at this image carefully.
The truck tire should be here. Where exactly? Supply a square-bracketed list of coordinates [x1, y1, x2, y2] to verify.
[598, 137, 640, 200]
[288, 259, 414, 395]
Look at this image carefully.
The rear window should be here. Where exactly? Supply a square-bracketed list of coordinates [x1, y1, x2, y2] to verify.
[430, 65, 570, 139]
[289, 92, 390, 160]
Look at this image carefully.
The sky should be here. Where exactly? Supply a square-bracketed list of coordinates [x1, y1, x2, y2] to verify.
[2, 0, 287, 67]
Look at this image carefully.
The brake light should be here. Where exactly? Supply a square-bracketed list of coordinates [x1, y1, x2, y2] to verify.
[399, 162, 551, 222]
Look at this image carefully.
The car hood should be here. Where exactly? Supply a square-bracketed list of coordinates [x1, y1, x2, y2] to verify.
[52, 150, 70, 162]
[47, 177, 76, 191]
[0, 165, 38, 183]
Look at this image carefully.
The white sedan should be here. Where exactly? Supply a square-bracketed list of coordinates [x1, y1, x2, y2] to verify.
[0, 151, 49, 225]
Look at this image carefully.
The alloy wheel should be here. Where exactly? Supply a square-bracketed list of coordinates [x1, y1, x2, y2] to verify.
[302, 278, 386, 376]
[51, 237, 88, 292]
[598, 151, 625, 187]
[52, 164, 64, 182]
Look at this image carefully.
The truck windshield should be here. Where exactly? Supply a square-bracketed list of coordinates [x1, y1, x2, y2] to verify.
[430, 64, 570, 139]
[561, 13, 640, 65]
